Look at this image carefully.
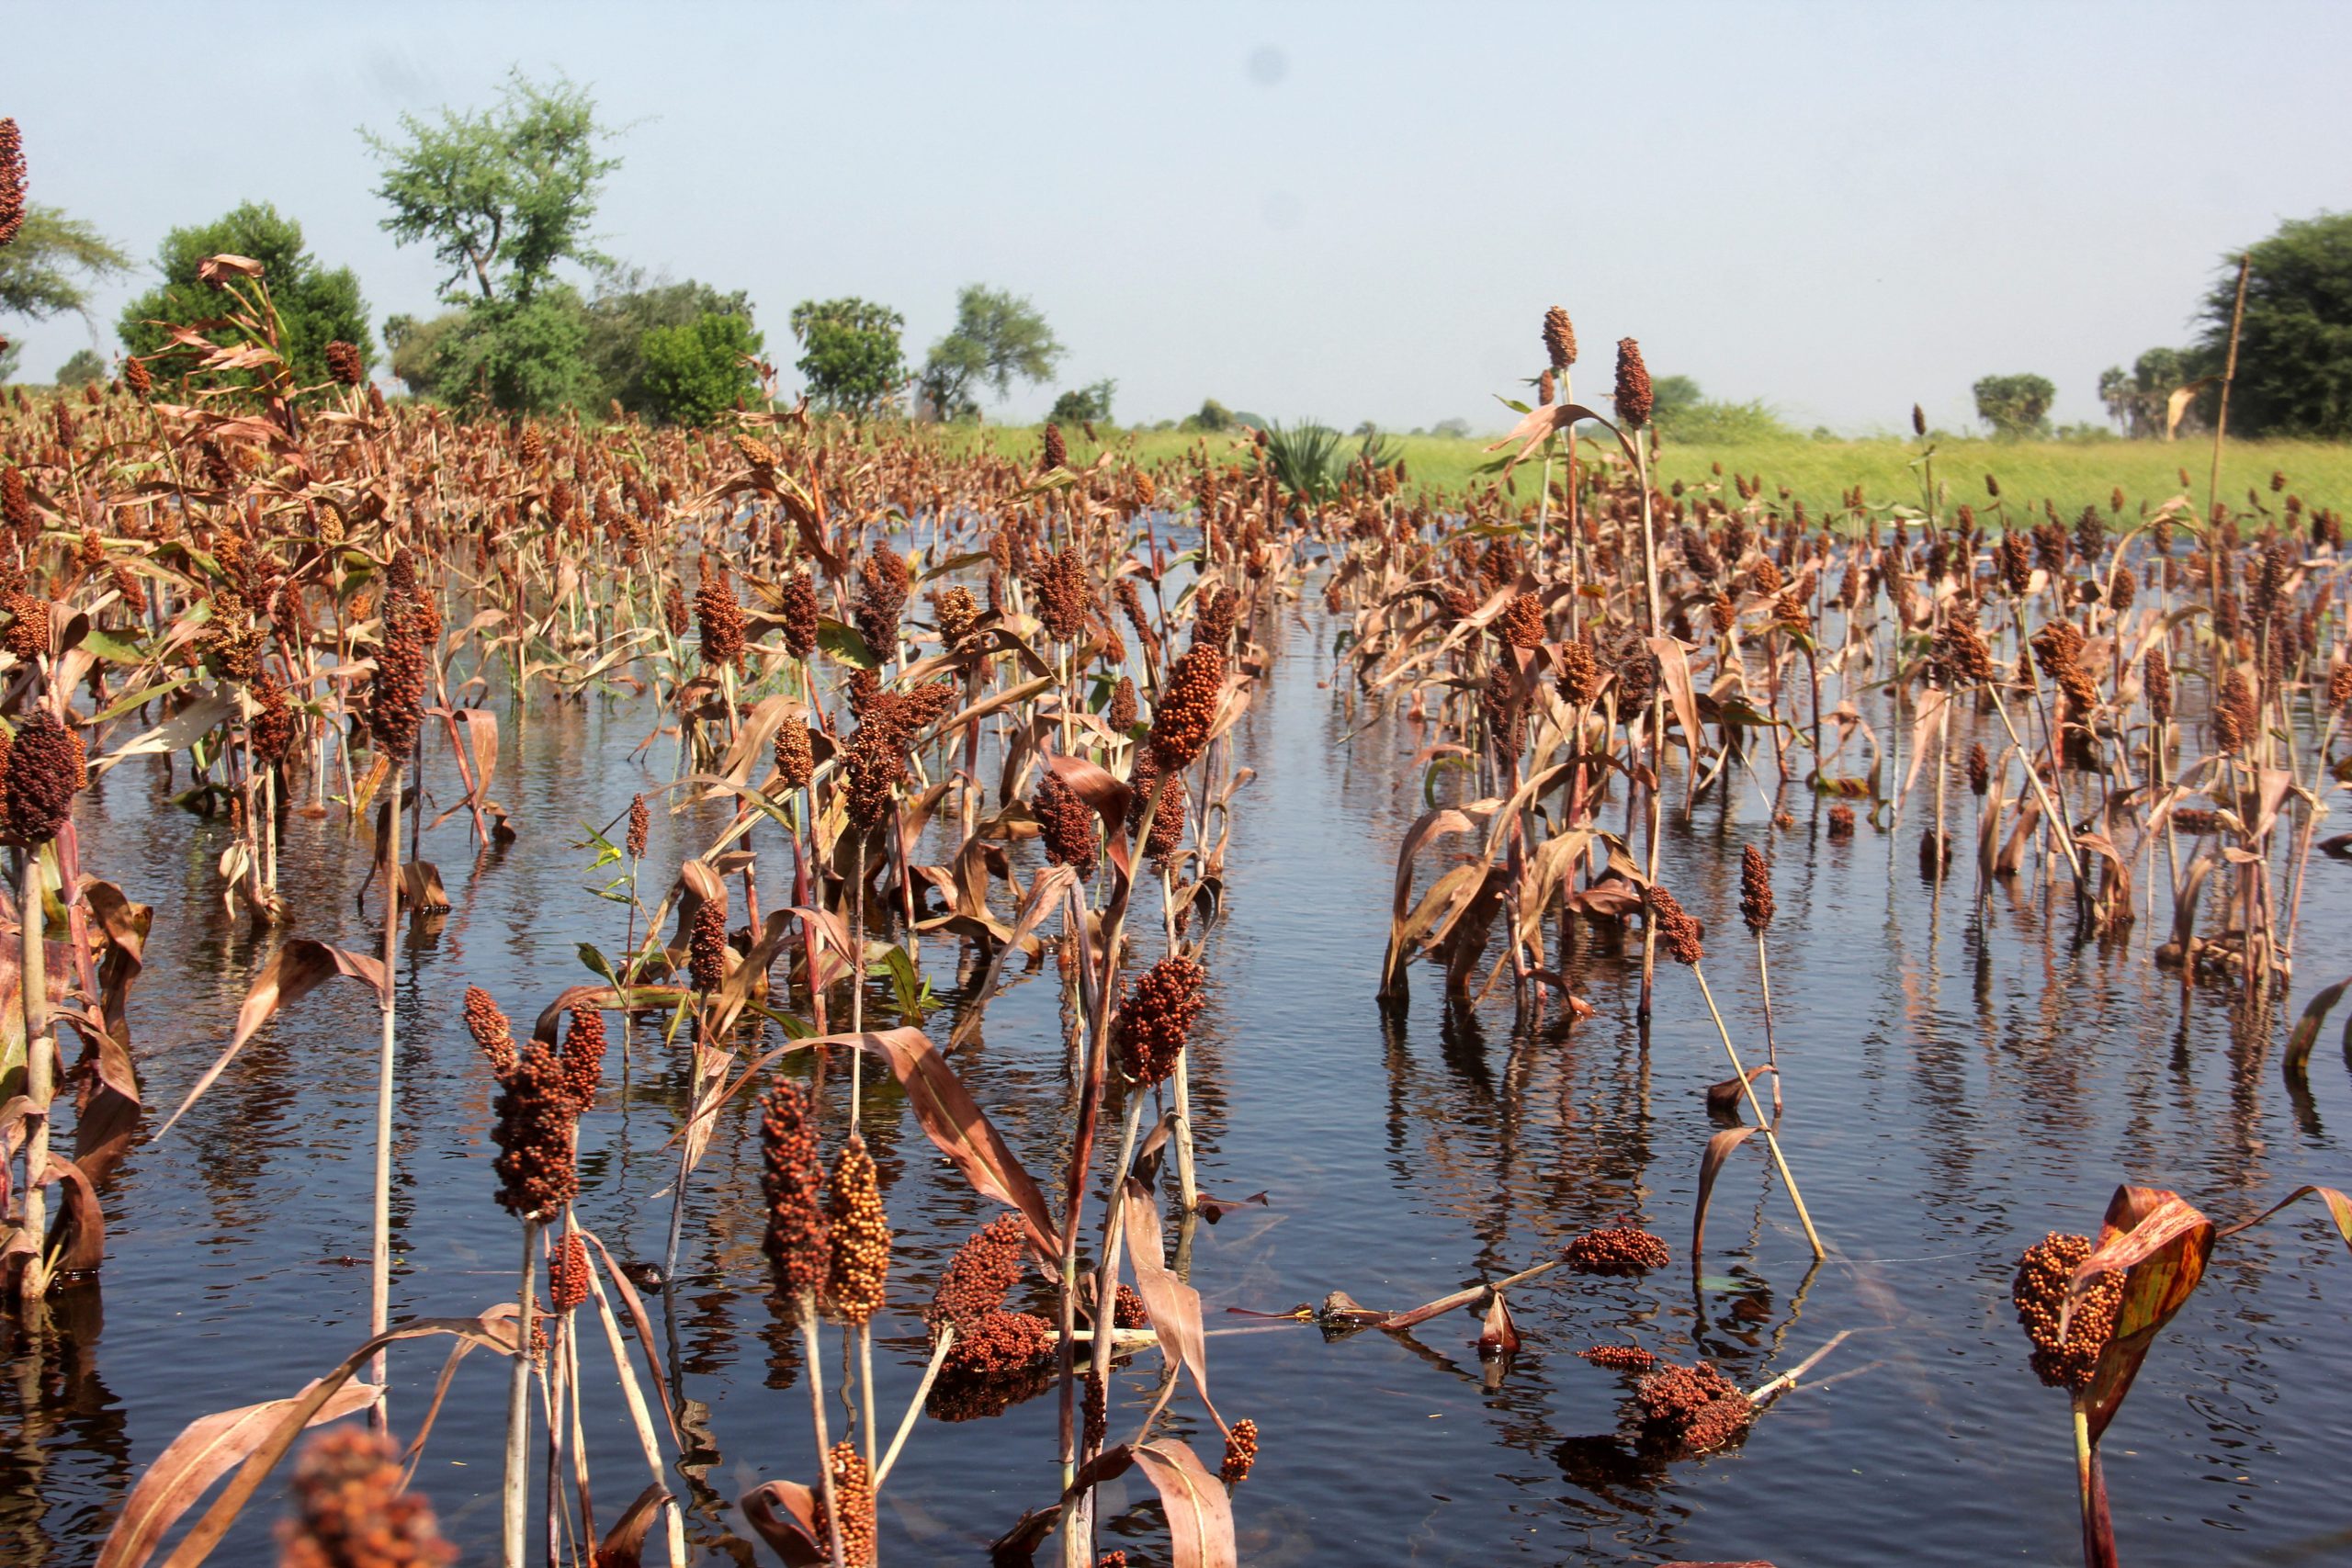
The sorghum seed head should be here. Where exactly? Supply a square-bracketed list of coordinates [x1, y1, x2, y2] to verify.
[249, 673, 297, 764]
[1647, 885, 1704, 965]
[2145, 649, 2174, 726]
[854, 545, 910, 655]
[1495, 591, 1544, 649]
[0, 119, 25, 250]
[695, 566, 745, 667]
[464, 987, 520, 1079]
[781, 570, 820, 661]
[1577, 1344, 1658, 1372]
[1115, 953, 1207, 1087]
[818, 1441, 876, 1568]
[1555, 636, 1600, 706]
[927, 1213, 1028, 1329]
[1542, 305, 1578, 371]
[627, 794, 650, 860]
[1108, 674, 1138, 732]
[1937, 615, 1996, 686]
[560, 1007, 605, 1114]
[1147, 643, 1225, 773]
[1034, 766, 1099, 875]
[550, 1232, 590, 1314]
[1563, 1225, 1672, 1276]
[492, 1040, 578, 1220]
[1612, 338, 1653, 428]
[276, 1427, 455, 1568]
[1738, 845, 1774, 933]
[1219, 1418, 1259, 1485]
[760, 1079, 828, 1302]
[2012, 1232, 2123, 1391]
[773, 719, 814, 791]
[823, 1135, 891, 1325]
[324, 341, 363, 388]
[931, 583, 980, 647]
[689, 897, 729, 994]
[0, 709, 79, 845]
[1966, 741, 1990, 796]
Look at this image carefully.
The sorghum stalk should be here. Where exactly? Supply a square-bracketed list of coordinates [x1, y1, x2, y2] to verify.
[503, 1215, 538, 1568]
[18, 849, 52, 1299]
[1690, 965, 1825, 1259]
[873, 1322, 956, 1488]
[371, 781, 401, 1406]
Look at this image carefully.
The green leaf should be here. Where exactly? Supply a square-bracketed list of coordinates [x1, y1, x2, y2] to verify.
[577, 942, 619, 987]
[1422, 755, 1472, 809]
[89, 672, 198, 726]
[817, 617, 880, 670]
[79, 626, 149, 665]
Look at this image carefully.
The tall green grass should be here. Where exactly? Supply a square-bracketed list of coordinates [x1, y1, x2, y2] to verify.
[954, 423, 2352, 524]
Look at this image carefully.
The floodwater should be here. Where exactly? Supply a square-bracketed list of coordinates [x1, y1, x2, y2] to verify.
[5, 602, 2349, 1567]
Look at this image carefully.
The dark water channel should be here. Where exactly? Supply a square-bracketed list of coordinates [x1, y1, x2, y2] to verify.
[6, 604, 2350, 1567]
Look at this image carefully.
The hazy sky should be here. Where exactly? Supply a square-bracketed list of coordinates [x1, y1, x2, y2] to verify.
[8, 1, 2349, 434]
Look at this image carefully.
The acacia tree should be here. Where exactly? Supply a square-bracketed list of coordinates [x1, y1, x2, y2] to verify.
[791, 297, 904, 414]
[364, 71, 617, 412]
[365, 70, 617, 306]
[917, 284, 1063, 421]
[119, 202, 372, 386]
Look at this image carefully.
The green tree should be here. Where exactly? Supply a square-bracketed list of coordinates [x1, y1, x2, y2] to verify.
[2195, 212, 2352, 437]
[917, 284, 1063, 420]
[0, 340, 19, 382]
[583, 267, 755, 417]
[1046, 378, 1114, 426]
[427, 288, 596, 415]
[1972, 373, 2056, 438]
[790, 297, 904, 414]
[0, 206, 133, 323]
[118, 201, 372, 385]
[1180, 398, 1235, 434]
[365, 70, 617, 305]
[383, 309, 467, 398]
[1648, 373, 1704, 426]
[2098, 346, 2199, 438]
[54, 347, 104, 387]
[639, 310, 763, 426]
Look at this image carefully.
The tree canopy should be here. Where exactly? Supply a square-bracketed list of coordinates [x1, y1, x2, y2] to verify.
[2098, 347, 2199, 438]
[1046, 378, 1114, 427]
[118, 201, 372, 386]
[55, 346, 104, 387]
[918, 285, 1063, 421]
[639, 310, 763, 427]
[583, 267, 755, 420]
[792, 298, 904, 414]
[365, 70, 617, 305]
[0, 206, 133, 324]
[2196, 212, 2352, 439]
[1973, 373, 2055, 438]
[424, 288, 597, 414]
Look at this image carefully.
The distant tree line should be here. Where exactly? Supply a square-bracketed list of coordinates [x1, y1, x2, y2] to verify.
[15, 82, 2351, 440]
[2092, 210, 2352, 441]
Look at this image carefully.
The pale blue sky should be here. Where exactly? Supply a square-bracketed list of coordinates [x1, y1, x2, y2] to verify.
[7, 1, 2348, 433]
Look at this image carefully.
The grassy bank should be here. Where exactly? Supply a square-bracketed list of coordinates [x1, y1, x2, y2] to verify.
[956, 423, 2352, 524]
